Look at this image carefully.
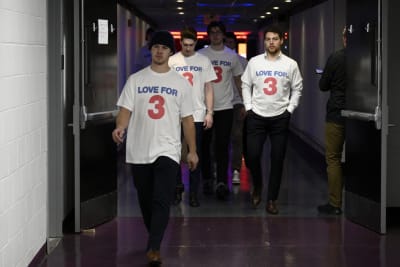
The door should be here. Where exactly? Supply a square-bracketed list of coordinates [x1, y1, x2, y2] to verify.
[383, 0, 400, 224]
[73, 0, 118, 231]
[342, 0, 385, 233]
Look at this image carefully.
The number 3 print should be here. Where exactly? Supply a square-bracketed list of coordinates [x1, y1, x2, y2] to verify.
[263, 77, 277, 95]
[148, 95, 165, 119]
[213, 66, 223, 83]
[182, 72, 194, 86]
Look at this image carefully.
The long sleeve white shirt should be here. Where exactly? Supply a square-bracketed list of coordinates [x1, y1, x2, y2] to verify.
[241, 52, 303, 117]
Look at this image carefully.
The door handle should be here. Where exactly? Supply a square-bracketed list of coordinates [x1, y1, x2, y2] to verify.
[341, 110, 375, 121]
[81, 106, 118, 122]
[341, 106, 381, 130]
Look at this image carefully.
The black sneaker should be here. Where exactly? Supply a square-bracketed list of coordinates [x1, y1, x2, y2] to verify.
[173, 186, 184, 205]
[317, 203, 342, 215]
[216, 182, 229, 200]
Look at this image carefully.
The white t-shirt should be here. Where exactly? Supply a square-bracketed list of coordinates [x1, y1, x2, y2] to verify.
[198, 46, 244, 111]
[117, 67, 193, 164]
[241, 52, 303, 117]
[169, 52, 217, 122]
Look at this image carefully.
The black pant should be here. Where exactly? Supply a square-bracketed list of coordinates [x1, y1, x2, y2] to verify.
[131, 156, 179, 251]
[245, 110, 290, 201]
[202, 109, 233, 184]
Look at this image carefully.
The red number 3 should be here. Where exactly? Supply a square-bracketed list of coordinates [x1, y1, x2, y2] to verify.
[148, 95, 165, 119]
[263, 77, 277, 95]
[213, 66, 223, 83]
[182, 72, 194, 86]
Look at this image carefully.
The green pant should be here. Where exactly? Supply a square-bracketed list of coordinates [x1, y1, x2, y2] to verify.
[325, 122, 345, 208]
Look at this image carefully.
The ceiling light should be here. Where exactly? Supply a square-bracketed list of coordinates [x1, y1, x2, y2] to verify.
[177, 0, 184, 3]
[177, 7, 183, 10]
[273, 6, 279, 10]
[266, 11, 272, 15]
[260, 15, 265, 18]
[285, 0, 292, 2]
[179, 12, 184, 15]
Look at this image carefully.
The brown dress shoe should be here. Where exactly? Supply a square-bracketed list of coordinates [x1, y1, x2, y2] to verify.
[251, 190, 261, 208]
[146, 250, 162, 266]
[266, 200, 279, 215]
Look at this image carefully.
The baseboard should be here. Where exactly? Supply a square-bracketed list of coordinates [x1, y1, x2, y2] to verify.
[28, 243, 46, 267]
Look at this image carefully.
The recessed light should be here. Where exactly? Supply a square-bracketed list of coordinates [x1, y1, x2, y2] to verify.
[273, 6, 279, 10]
[266, 11, 272, 15]
[179, 11, 184, 15]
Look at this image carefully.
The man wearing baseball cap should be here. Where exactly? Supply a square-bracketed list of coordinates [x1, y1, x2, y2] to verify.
[113, 31, 198, 266]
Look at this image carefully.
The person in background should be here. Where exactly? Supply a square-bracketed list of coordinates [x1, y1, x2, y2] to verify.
[224, 32, 248, 185]
[112, 31, 198, 266]
[169, 26, 216, 207]
[198, 21, 244, 200]
[317, 28, 347, 215]
[134, 27, 155, 72]
[241, 24, 303, 214]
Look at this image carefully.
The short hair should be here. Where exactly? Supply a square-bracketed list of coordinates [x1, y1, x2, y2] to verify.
[263, 24, 283, 39]
[181, 26, 197, 41]
[207, 21, 226, 34]
[224, 32, 237, 42]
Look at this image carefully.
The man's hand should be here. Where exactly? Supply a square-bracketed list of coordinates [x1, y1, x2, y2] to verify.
[112, 128, 125, 145]
[186, 151, 199, 171]
[203, 113, 213, 129]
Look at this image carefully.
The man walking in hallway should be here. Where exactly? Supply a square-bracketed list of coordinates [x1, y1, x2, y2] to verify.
[224, 32, 248, 185]
[241, 25, 303, 214]
[198, 21, 244, 200]
[112, 31, 198, 266]
[169, 26, 216, 207]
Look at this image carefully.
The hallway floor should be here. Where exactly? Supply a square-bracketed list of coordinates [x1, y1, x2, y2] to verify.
[37, 134, 400, 267]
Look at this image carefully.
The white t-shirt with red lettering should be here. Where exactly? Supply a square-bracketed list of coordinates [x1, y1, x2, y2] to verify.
[241, 52, 303, 117]
[117, 67, 193, 164]
[169, 52, 217, 122]
[198, 46, 243, 111]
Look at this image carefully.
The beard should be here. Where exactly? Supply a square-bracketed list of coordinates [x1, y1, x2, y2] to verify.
[267, 46, 280, 56]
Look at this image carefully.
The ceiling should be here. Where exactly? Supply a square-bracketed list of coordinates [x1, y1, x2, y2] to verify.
[119, 0, 322, 32]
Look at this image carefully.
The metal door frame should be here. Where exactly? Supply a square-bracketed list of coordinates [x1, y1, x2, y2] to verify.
[47, 0, 65, 252]
[73, 0, 83, 232]
[379, 0, 387, 234]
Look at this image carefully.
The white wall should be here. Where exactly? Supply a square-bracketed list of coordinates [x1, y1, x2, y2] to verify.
[0, 0, 48, 266]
